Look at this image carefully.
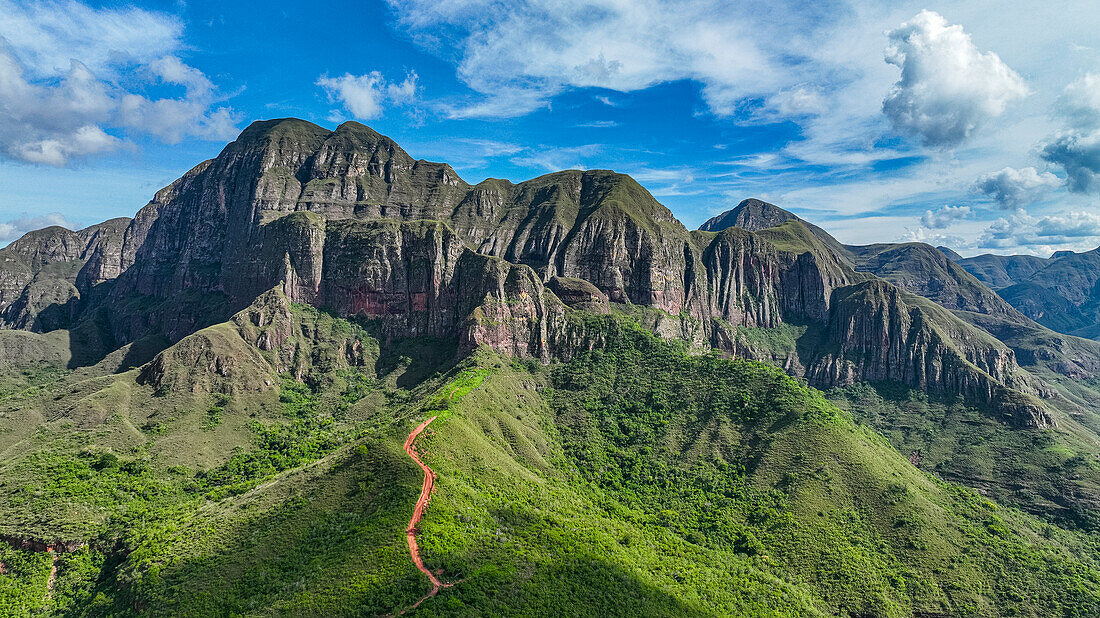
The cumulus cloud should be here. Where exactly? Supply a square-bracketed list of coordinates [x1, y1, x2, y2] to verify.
[0, 0, 240, 166]
[897, 226, 970, 248]
[0, 46, 121, 165]
[971, 166, 1060, 208]
[1040, 130, 1100, 194]
[1036, 74, 1100, 194]
[1055, 73, 1100, 130]
[920, 205, 970, 229]
[317, 71, 419, 120]
[978, 211, 1100, 252]
[0, 212, 72, 242]
[882, 10, 1028, 148]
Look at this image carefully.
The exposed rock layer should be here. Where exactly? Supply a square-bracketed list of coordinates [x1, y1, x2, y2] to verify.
[0, 119, 1054, 425]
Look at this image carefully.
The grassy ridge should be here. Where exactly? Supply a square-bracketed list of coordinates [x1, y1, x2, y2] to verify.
[1, 309, 1099, 615]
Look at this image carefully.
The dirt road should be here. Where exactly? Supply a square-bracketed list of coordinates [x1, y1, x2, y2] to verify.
[401, 416, 451, 612]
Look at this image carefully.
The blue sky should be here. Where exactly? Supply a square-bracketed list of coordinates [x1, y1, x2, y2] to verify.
[2, 0, 1099, 256]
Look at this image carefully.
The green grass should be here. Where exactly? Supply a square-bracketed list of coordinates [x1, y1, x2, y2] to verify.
[2, 309, 1100, 616]
[828, 381, 1100, 530]
[735, 323, 808, 357]
[0, 546, 53, 617]
[404, 322, 1100, 616]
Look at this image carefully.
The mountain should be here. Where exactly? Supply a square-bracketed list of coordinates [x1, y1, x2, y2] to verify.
[956, 248, 1100, 338]
[700, 198, 798, 231]
[936, 245, 963, 261]
[0, 120, 1049, 424]
[957, 253, 1051, 289]
[3, 119, 1100, 615]
[700, 197, 849, 255]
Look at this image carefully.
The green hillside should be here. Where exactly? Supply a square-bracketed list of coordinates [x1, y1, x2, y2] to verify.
[2, 304, 1099, 616]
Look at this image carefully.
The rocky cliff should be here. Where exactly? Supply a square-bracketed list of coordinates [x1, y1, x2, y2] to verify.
[0, 218, 130, 330]
[0, 118, 1055, 425]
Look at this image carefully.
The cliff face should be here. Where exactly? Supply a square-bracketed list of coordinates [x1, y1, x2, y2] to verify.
[697, 227, 782, 328]
[0, 218, 130, 330]
[0, 118, 1055, 425]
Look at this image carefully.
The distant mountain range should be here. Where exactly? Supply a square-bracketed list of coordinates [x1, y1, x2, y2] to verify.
[947, 246, 1100, 339]
[3, 120, 1100, 615]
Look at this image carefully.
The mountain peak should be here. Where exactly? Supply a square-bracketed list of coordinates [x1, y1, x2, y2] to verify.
[236, 117, 331, 143]
[936, 245, 964, 261]
[699, 198, 799, 232]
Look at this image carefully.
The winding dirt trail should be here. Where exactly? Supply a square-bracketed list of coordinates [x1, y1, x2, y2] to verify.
[401, 416, 455, 613]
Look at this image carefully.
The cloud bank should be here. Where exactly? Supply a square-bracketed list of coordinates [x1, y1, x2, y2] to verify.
[0, 0, 239, 166]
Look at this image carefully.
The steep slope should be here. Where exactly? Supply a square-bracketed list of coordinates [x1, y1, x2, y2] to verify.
[846, 242, 1022, 317]
[2, 313, 1098, 616]
[691, 206, 1100, 523]
[957, 249, 1100, 338]
[998, 281, 1089, 333]
[1, 117, 1096, 531]
[700, 197, 800, 231]
[936, 245, 963, 261]
[700, 197, 849, 257]
[0, 218, 130, 331]
[0, 118, 1042, 425]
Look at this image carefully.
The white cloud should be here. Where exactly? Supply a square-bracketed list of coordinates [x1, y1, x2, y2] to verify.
[387, 0, 838, 119]
[972, 166, 1060, 208]
[897, 226, 970, 248]
[1033, 211, 1100, 238]
[1036, 75, 1100, 194]
[920, 205, 970, 229]
[1040, 129, 1100, 194]
[116, 55, 241, 145]
[0, 0, 181, 77]
[0, 44, 120, 164]
[1055, 73, 1100, 130]
[0, 1, 240, 166]
[0, 212, 72, 242]
[753, 85, 828, 121]
[317, 71, 419, 120]
[978, 210, 1100, 253]
[882, 10, 1029, 148]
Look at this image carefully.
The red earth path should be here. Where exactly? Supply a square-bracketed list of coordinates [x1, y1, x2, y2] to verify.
[401, 416, 455, 613]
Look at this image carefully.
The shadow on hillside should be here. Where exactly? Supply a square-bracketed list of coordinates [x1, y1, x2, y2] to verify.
[418, 557, 713, 617]
[86, 436, 428, 616]
[375, 335, 460, 389]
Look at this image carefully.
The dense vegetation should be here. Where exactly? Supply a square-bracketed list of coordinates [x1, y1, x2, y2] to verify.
[2, 309, 1100, 616]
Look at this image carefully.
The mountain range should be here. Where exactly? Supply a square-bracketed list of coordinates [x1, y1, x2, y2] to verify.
[2, 119, 1100, 616]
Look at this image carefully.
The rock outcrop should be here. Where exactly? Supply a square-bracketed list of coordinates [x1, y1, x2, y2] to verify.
[0, 118, 1056, 426]
[0, 218, 130, 331]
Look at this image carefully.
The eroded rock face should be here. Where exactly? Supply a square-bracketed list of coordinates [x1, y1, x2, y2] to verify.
[547, 277, 610, 314]
[1, 118, 1056, 425]
[698, 228, 782, 328]
[0, 218, 131, 330]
